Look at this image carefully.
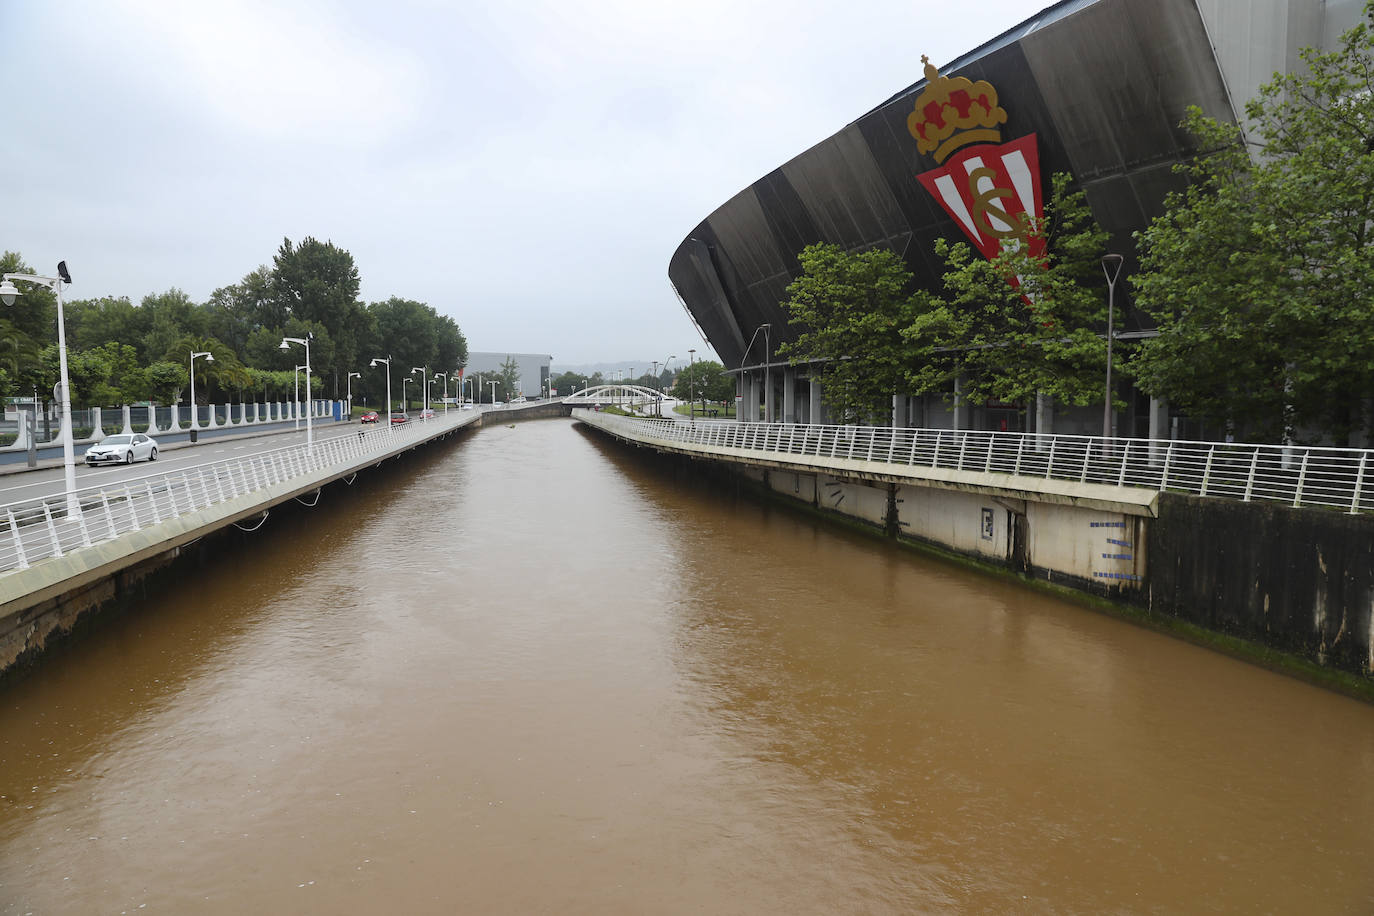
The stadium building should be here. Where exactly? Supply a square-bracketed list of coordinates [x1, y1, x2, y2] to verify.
[668, 0, 1360, 436]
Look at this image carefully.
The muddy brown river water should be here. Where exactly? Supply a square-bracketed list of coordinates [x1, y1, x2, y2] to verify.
[1, 418, 1372, 914]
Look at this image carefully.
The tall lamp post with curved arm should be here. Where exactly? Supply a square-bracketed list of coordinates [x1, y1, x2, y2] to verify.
[369, 356, 392, 425]
[279, 334, 313, 449]
[434, 372, 449, 412]
[189, 350, 214, 436]
[346, 371, 362, 418]
[1101, 254, 1125, 439]
[293, 365, 308, 431]
[0, 262, 78, 513]
[411, 366, 428, 413]
[688, 348, 697, 426]
[744, 323, 771, 423]
[658, 354, 676, 417]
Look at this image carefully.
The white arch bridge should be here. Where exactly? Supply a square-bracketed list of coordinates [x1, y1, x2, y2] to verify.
[562, 385, 666, 408]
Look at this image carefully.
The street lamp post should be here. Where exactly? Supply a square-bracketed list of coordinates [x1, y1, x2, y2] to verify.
[1101, 254, 1125, 439]
[346, 371, 361, 417]
[660, 355, 675, 417]
[434, 372, 449, 412]
[402, 377, 412, 413]
[0, 262, 79, 513]
[688, 348, 696, 426]
[189, 350, 214, 434]
[293, 364, 307, 430]
[369, 356, 392, 425]
[411, 366, 428, 413]
[279, 334, 313, 448]
[744, 323, 771, 423]
[488, 379, 498, 405]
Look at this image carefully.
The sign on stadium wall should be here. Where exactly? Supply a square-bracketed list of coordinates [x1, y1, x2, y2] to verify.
[907, 56, 1044, 266]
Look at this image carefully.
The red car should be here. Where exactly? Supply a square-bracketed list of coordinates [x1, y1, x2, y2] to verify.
[360, 411, 379, 423]
[391, 413, 409, 425]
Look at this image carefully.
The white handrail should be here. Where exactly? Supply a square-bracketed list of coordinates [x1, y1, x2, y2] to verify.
[0, 415, 470, 576]
[578, 412, 1374, 515]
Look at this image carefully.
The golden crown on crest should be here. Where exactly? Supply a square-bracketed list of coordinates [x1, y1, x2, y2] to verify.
[907, 55, 1008, 163]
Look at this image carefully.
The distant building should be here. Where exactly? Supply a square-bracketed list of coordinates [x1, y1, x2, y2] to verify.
[464, 352, 553, 399]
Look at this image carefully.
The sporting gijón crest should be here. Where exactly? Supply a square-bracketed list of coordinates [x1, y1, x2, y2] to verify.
[907, 56, 1045, 265]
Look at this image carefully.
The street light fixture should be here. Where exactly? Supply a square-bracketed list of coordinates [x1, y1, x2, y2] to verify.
[434, 372, 449, 412]
[189, 350, 214, 432]
[688, 348, 696, 426]
[411, 366, 428, 413]
[369, 356, 393, 425]
[488, 379, 498, 405]
[1101, 254, 1125, 439]
[279, 334, 313, 448]
[745, 323, 771, 423]
[278, 339, 314, 450]
[402, 376, 412, 413]
[658, 354, 676, 417]
[346, 371, 362, 418]
[0, 262, 79, 513]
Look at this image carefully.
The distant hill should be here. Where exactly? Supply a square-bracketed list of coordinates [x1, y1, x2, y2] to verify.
[552, 361, 666, 377]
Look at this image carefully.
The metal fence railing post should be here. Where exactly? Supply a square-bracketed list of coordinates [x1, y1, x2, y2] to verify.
[1352, 452, 1368, 515]
[1201, 446, 1216, 497]
[8, 509, 28, 569]
[1293, 451, 1310, 508]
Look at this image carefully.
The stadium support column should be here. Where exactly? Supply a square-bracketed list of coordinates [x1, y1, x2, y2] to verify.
[1148, 396, 1169, 465]
[809, 378, 824, 425]
[1036, 392, 1053, 436]
[783, 367, 796, 424]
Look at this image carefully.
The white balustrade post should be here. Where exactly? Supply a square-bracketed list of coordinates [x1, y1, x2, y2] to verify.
[1351, 452, 1368, 515]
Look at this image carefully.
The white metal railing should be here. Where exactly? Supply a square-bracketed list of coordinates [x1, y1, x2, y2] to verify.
[0, 414, 471, 576]
[578, 412, 1374, 515]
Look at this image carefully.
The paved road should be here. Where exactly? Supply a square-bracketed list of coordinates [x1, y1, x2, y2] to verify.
[0, 419, 375, 507]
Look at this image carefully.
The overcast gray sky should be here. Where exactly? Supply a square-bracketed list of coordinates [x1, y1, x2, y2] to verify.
[3, 0, 1047, 366]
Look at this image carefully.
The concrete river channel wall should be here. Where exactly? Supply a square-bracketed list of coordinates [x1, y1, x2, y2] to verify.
[0, 401, 568, 682]
[576, 410, 1374, 695]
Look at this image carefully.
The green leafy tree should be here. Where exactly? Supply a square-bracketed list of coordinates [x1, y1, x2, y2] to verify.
[495, 356, 521, 401]
[163, 335, 252, 404]
[1131, 4, 1374, 444]
[145, 361, 184, 406]
[206, 266, 278, 355]
[432, 314, 467, 376]
[670, 359, 730, 407]
[66, 296, 152, 359]
[551, 370, 587, 395]
[0, 252, 55, 395]
[272, 237, 362, 391]
[778, 243, 917, 423]
[142, 289, 206, 363]
[902, 172, 1111, 414]
[67, 342, 147, 407]
[368, 297, 437, 375]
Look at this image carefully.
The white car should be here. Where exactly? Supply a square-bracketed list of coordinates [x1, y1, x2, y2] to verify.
[84, 433, 158, 465]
